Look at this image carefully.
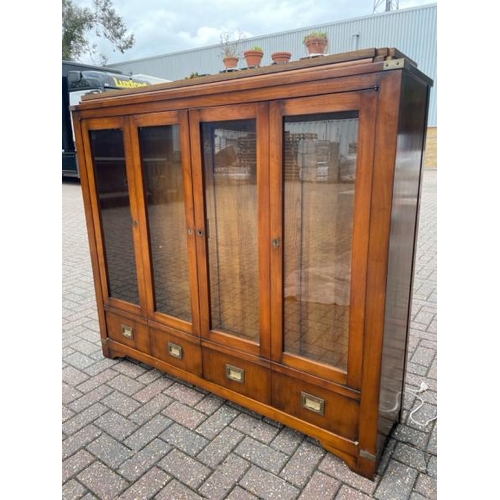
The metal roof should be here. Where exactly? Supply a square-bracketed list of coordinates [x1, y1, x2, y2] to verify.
[106, 4, 437, 126]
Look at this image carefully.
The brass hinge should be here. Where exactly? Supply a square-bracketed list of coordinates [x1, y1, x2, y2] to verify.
[383, 58, 405, 71]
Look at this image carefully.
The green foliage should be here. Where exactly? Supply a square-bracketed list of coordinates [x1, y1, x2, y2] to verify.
[62, 0, 135, 64]
[251, 46, 263, 52]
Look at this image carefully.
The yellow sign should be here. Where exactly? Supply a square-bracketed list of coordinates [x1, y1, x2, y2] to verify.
[113, 77, 148, 89]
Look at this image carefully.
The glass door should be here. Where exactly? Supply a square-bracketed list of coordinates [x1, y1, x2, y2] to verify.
[189, 104, 270, 357]
[270, 92, 377, 389]
[81, 117, 146, 315]
[130, 111, 199, 335]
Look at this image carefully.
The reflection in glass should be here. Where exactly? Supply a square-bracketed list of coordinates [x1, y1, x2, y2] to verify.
[90, 128, 139, 304]
[202, 119, 259, 342]
[139, 125, 192, 322]
[283, 112, 359, 370]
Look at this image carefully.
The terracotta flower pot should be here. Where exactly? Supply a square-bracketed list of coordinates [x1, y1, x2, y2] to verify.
[305, 38, 328, 55]
[244, 50, 264, 68]
[271, 51, 292, 64]
[223, 56, 239, 69]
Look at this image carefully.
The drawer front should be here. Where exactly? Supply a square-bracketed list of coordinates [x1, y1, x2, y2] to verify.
[272, 372, 359, 440]
[202, 348, 271, 404]
[150, 327, 202, 376]
[105, 311, 150, 354]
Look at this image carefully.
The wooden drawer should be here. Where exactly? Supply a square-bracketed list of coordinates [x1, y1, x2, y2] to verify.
[272, 372, 359, 440]
[105, 311, 150, 354]
[202, 348, 271, 404]
[150, 326, 202, 376]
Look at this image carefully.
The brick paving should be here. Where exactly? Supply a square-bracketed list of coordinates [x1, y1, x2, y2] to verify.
[62, 168, 437, 499]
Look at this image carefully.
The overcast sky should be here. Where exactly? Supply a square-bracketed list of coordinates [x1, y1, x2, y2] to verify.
[73, 0, 437, 65]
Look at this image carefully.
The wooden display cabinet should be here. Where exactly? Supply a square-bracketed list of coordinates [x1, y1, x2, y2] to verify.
[71, 48, 432, 479]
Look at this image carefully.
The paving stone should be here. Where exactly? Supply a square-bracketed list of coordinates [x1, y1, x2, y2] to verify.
[114, 359, 150, 378]
[65, 351, 96, 370]
[86, 433, 134, 468]
[106, 373, 146, 396]
[160, 422, 209, 456]
[225, 486, 259, 499]
[62, 478, 88, 500]
[134, 376, 174, 403]
[297, 470, 340, 499]
[414, 473, 437, 499]
[124, 414, 173, 451]
[334, 485, 374, 499]
[62, 425, 102, 460]
[158, 448, 212, 489]
[62, 449, 95, 483]
[117, 466, 170, 500]
[72, 339, 102, 356]
[63, 365, 90, 386]
[196, 405, 240, 439]
[197, 426, 245, 468]
[271, 427, 305, 455]
[83, 357, 120, 377]
[165, 382, 206, 406]
[392, 425, 428, 451]
[231, 413, 281, 444]
[280, 440, 325, 487]
[119, 438, 172, 482]
[239, 465, 300, 500]
[137, 368, 165, 385]
[162, 400, 207, 429]
[198, 454, 251, 500]
[427, 455, 437, 479]
[318, 453, 376, 496]
[393, 443, 428, 473]
[68, 384, 114, 413]
[94, 410, 138, 441]
[77, 461, 128, 500]
[427, 423, 437, 455]
[128, 393, 173, 425]
[101, 390, 142, 417]
[62, 403, 108, 435]
[155, 479, 204, 499]
[195, 393, 227, 415]
[235, 436, 289, 475]
[62, 382, 83, 405]
[76, 368, 118, 393]
[374, 460, 418, 500]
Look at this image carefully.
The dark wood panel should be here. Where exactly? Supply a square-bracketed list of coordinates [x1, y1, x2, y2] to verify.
[202, 347, 271, 404]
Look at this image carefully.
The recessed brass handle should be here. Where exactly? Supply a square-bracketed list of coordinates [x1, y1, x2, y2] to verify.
[301, 391, 325, 415]
[168, 342, 183, 360]
[225, 364, 245, 383]
[121, 324, 134, 339]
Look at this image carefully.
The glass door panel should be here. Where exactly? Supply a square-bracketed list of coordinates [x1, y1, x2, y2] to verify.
[283, 111, 359, 372]
[89, 128, 140, 305]
[201, 119, 259, 343]
[139, 124, 192, 323]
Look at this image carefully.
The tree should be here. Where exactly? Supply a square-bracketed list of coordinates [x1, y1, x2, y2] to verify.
[62, 0, 135, 64]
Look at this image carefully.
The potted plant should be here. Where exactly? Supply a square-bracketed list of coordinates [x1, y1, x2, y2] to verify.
[303, 31, 328, 55]
[271, 51, 292, 64]
[244, 46, 264, 68]
[220, 32, 240, 70]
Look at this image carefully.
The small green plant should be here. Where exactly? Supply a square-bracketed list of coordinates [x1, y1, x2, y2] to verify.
[251, 46, 263, 52]
[303, 31, 328, 44]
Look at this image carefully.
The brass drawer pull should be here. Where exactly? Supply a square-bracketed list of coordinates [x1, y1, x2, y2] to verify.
[168, 342, 183, 360]
[225, 364, 245, 383]
[301, 391, 325, 415]
[121, 324, 134, 339]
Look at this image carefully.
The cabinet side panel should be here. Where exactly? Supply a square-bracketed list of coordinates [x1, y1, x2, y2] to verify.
[378, 73, 430, 446]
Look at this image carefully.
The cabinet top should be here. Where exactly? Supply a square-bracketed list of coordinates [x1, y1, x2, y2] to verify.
[73, 47, 432, 110]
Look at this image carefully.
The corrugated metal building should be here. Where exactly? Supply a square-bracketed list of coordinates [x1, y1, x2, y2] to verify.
[107, 3, 437, 164]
